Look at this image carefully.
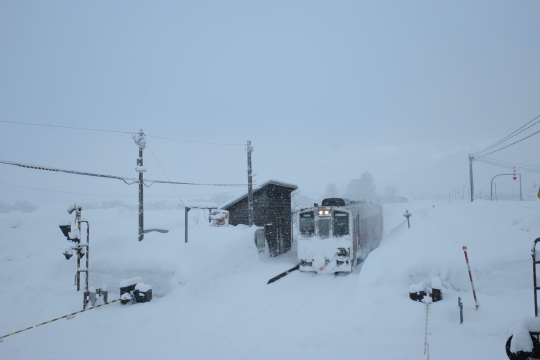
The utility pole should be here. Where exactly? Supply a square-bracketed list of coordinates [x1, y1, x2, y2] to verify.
[246, 141, 254, 226]
[469, 154, 474, 203]
[134, 130, 146, 241]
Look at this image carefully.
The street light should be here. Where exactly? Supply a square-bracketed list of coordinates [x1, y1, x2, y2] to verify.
[490, 173, 522, 201]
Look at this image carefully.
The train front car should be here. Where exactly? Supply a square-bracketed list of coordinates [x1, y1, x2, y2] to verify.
[297, 198, 355, 274]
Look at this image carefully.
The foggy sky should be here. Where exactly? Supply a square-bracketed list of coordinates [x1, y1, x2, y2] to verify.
[1, 1, 539, 207]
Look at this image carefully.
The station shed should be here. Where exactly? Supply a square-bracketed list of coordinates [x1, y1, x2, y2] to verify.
[220, 180, 297, 256]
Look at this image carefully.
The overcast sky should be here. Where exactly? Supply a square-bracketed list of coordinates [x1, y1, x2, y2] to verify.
[1, 1, 539, 207]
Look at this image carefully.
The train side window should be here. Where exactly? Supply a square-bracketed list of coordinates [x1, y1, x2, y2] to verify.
[299, 212, 315, 237]
[333, 211, 349, 236]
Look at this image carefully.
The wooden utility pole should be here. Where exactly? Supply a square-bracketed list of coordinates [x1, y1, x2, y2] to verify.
[134, 130, 146, 241]
[469, 154, 474, 203]
[246, 141, 254, 226]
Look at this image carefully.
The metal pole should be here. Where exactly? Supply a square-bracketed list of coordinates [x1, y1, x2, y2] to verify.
[79, 220, 90, 309]
[458, 297, 463, 324]
[76, 209, 81, 291]
[520, 173, 523, 201]
[246, 141, 254, 226]
[469, 155, 474, 203]
[491, 174, 514, 201]
[424, 302, 429, 354]
[185, 207, 189, 243]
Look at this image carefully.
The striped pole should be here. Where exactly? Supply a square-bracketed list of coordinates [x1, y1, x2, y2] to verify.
[462, 246, 479, 309]
[0, 298, 120, 342]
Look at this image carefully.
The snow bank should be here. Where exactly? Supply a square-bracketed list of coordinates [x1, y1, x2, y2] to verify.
[1, 200, 540, 359]
[510, 317, 540, 352]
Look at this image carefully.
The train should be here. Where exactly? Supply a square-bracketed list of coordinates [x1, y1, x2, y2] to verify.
[297, 198, 383, 274]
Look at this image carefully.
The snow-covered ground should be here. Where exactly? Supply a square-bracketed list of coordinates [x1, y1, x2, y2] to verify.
[1, 200, 539, 359]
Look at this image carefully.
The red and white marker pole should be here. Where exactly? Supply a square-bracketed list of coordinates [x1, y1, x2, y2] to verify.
[462, 246, 479, 310]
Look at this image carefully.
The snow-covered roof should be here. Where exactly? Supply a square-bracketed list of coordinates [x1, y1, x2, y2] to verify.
[184, 201, 218, 209]
[220, 179, 297, 210]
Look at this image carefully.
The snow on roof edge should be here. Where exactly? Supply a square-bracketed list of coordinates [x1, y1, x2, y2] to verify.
[220, 179, 298, 210]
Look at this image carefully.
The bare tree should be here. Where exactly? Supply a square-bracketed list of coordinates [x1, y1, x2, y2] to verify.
[345, 172, 377, 202]
[322, 183, 340, 199]
[190, 210, 202, 225]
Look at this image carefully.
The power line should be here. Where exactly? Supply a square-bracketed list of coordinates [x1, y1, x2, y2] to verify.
[0, 181, 246, 198]
[476, 158, 540, 174]
[147, 143, 184, 205]
[472, 113, 540, 157]
[0, 120, 244, 146]
[145, 134, 243, 146]
[481, 158, 540, 168]
[475, 129, 540, 158]
[0, 159, 248, 187]
[0, 120, 135, 135]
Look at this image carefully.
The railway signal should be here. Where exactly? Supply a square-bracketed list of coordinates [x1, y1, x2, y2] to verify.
[59, 203, 93, 309]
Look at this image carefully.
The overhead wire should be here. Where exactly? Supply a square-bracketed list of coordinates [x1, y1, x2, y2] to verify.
[0, 159, 248, 187]
[146, 142, 185, 205]
[472, 113, 540, 157]
[476, 158, 540, 174]
[0, 181, 246, 198]
[481, 158, 540, 168]
[0, 120, 244, 146]
[0, 120, 135, 135]
[145, 134, 244, 146]
[474, 128, 540, 158]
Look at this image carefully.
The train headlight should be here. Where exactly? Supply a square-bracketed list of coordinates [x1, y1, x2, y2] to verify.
[324, 210, 329, 215]
[318, 210, 323, 215]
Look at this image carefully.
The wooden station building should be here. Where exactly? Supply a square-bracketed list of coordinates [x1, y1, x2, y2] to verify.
[220, 180, 297, 257]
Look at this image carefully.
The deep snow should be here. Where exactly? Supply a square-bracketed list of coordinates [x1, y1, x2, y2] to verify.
[1, 200, 539, 359]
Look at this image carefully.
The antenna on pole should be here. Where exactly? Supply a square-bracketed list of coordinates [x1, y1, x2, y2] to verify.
[134, 129, 146, 241]
[246, 141, 254, 226]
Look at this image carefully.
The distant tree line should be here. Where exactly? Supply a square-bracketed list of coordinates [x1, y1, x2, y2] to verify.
[322, 172, 407, 204]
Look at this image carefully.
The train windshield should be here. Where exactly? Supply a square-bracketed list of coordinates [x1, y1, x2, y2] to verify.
[299, 212, 315, 237]
[318, 218, 331, 238]
[333, 211, 349, 236]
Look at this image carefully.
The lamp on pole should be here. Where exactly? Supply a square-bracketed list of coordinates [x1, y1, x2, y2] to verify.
[490, 173, 522, 201]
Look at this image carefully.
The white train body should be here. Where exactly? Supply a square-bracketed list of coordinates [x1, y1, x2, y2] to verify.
[297, 198, 383, 274]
